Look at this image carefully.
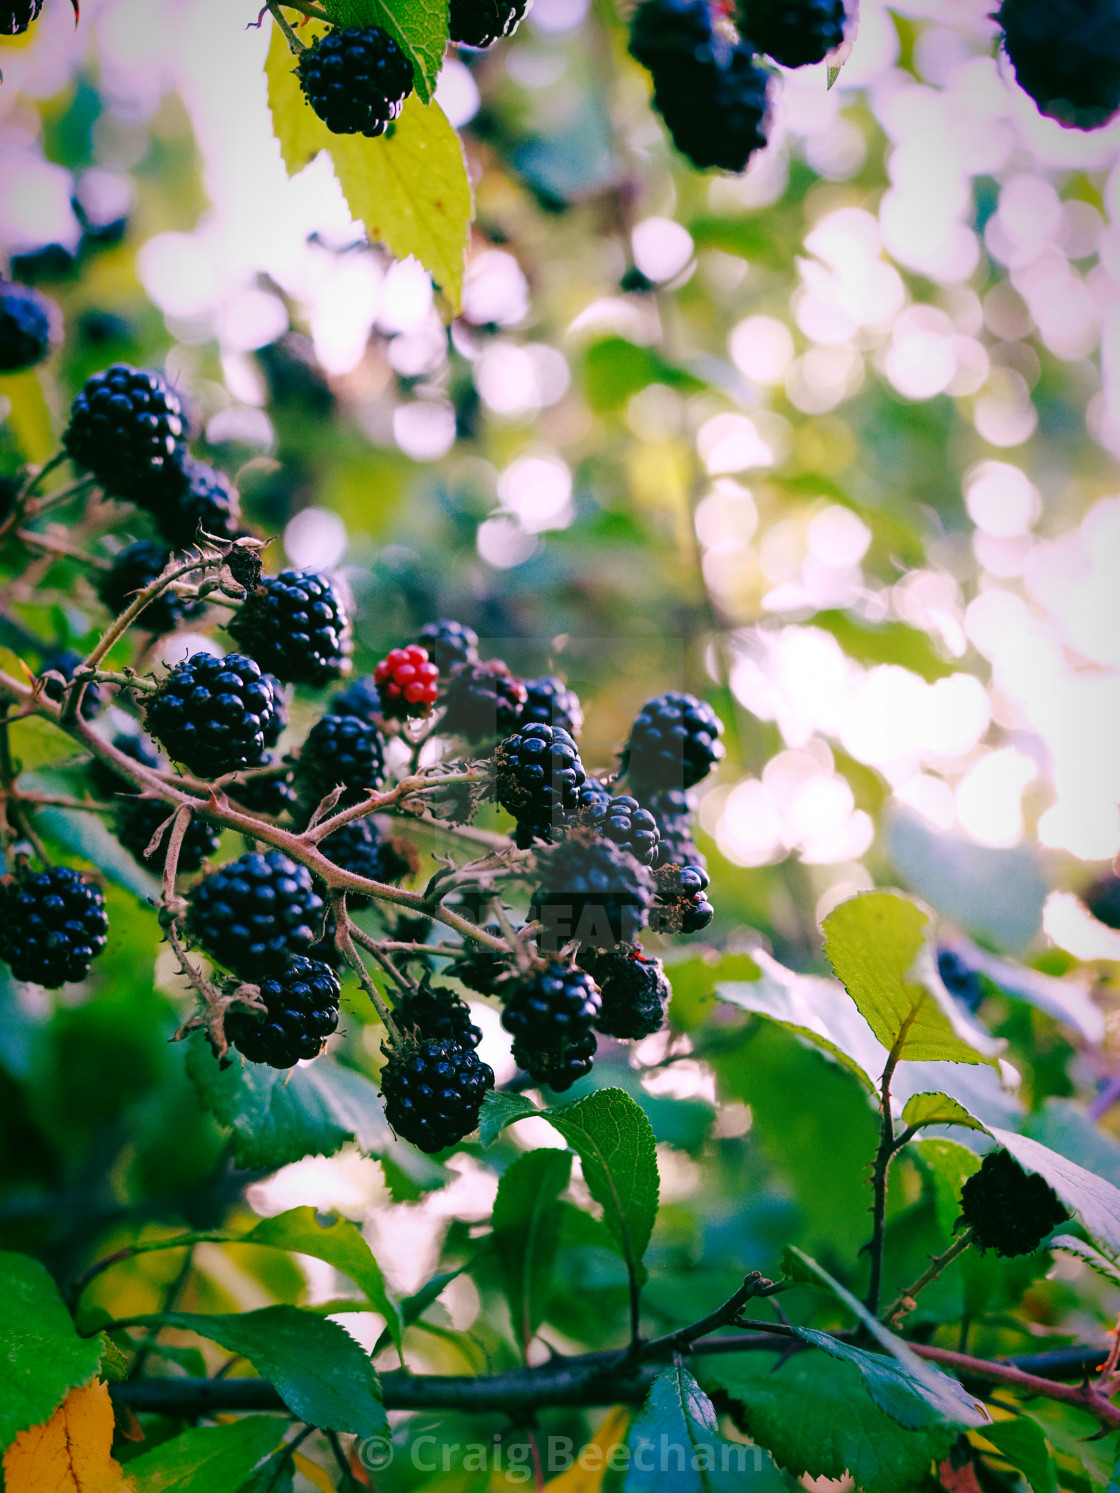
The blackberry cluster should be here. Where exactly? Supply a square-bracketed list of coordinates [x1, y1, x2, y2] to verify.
[296, 25, 414, 137]
[228, 570, 351, 688]
[295, 713, 386, 810]
[624, 690, 724, 792]
[441, 660, 527, 743]
[495, 723, 586, 848]
[447, 928, 514, 995]
[449, 0, 531, 47]
[580, 948, 670, 1039]
[937, 948, 984, 1015]
[380, 1036, 494, 1152]
[374, 644, 439, 719]
[156, 457, 241, 548]
[64, 364, 186, 501]
[629, 0, 772, 172]
[225, 956, 341, 1068]
[652, 862, 714, 934]
[502, 960, 601, 1048]
[531, 828, 656, 951]
[518, 676, 584, 737]
[0, 868, 108, 988]
[114, 798, 221, 874]
[40, 649, 103, 721]
[417, 619, 479, 674]
[328, 675, 382, 726]
[229, 766, 298, 818]
[998, 0, 1120, 130]
[0, 281, 58, 372]
[319, 816, 416, 904]
[187, 850, 325, 978]
[97, 540, 198, 635]
[514, 1028, 597, 1092]
[740, 0, 846, 68]
[396, 983, 482, 1048]
[146, 652, 280, 777]
[1083, 872, 1120, 930]
[959, 1148, 1068, 1257]
[576, 791, 660, 867]
[3, 0, 43, 34]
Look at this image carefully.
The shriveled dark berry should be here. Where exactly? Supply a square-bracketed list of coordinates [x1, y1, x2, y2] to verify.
[97, 540, 199, 635]
[495, 723, 586, 848]
[517, 676, 584, 737]
[416, 618, 479, 674]
[187, 849, 326, 978]
[959, 1148, 1068, 1257]
[447, 928, 515, 995]
[449, 0, 531, 47]
[40, 650, 103, 721]
[938, 949, 984, 1014]
[624, 690, 724, 792]
[155, 457, 241, 548]
[740, 0, 847, 67]
[512, 1027, 596, 1092]
[580, 947, 670, 1039]
[64, 364, 186, 502]
[228, 569, 352, 688]
[225, 956, 340, 1068]
[652, 861, 714, 934]
[297, 25, 414, 138]
[146, 652, 280, 778]
[578, 792, 660, 867]
[396, 983, 482, 1048]
[380, 1036, 494, 1153]
[374, 644, 439, 719]
[998, 0, 1120, 130]
[0, 867, 108, 987]
[319, 816, 416, 907]
[441, 659, 527, 743]
[113, 798, 221, 874]
[3, 0, 44, 35]
[531, 828, 656, 952]
[328, 675, 382, 726]
[295, 713, 386, 810]
[0, 280, 59, 372]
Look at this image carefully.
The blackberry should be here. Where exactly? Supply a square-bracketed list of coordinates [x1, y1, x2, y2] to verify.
[0, 867, 108, 988]
[0, 281, 59, 372]
[638, 786, 704, 869]
[531, 828, 656, 952]
[225, 956, 340, 1068]
[501, 960, 601, 1048]
[1083, 872, 1120, 930]
[261, 678, 288, 749]
[518, 675, 584, 737]
[40, 650, 103, 721]
[146, 652, 280, 778]
[0, 476, 16, 528]
[937, 948, 984, 1015]
[581, 947, 670, 1039]
[578, 792, 660, 867]
[3, 1, 43, 34]
[416, 618, 479, 674]
[328, 675, 382, 726]
[113, 798, 220, 874]
[374, 644, 439, 720]
[624, 690, 724, 792]
[319, 816, 416, 905]
[296, 25, 414, 138]
[449, 0, 531, 47]
[187, 849, 325, 977]
[447, 928, 515, 995]
[155, 457, 241, 548]
[740, 0, 846, 67]
[396, 983, 482, 1048]
[652, 862, 714, 934]
[228, 569, 352, 688]
[998, 0, 1120, 130]
[959, 1148, 1068, 1257]
[229, 765, 298, 818]
[64, 364, 186, 502]
[512, 1027, 596, 1092]
[441, 659, 527, 743]
[97, 540, 199, 635]
[380, 1036, 494, 1153]
[88, 732, 162, 799]
[295, 713, 386, 810]
[495, 723, 586, 848]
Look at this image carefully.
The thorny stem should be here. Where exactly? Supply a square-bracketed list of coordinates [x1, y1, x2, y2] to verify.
[347, 916, 422, 998]
[883, 1229, 975, 1325]
[633, 1272, 792, 1361]
[82, 552, 221, 671]
[331, 899, 403, 1039]
[0, 707, 49, 865]
[14, 528, 111, 569]
[160, 805, 194, 904]
[267, 0, 309, 51]
[864, 1044, 902, 1315]
[304, 771, 490, 843]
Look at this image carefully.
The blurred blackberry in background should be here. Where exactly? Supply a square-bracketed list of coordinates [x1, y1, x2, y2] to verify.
[3, 0, 44, 35]
[740, 0, 846, 67]
[318, 816, 416, 905]
[40, 650, 103, 721]
[998, 0, 1120, 129]
[113, 798, 221, 874]
[449, 0, 531, 47]
[447, 928, 514, 994]
[328, 675, 383, 726]
[1083, 871, 1120, 930]
[88, 732, 162, 799]
[0, 281, 59, 372]
[518, 676, 584, 737]
[937, 948, 984, 1014]
[0, 867, 108, 988]
[228, 764, 297, 817]
[97, 540, 199, 635]
[154, 457, 241, 548]
[417, 618, 479, 674]
[441, 659, 527, 743]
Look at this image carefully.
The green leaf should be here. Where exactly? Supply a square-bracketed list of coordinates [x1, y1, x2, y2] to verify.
[787, 1326, 980, 1431]
[989, 1128, 1120, 1257]
[478, 1089, 540, 1147]
[583, 337, 707, 413]
[915, 1137, 983, 1241]
[980, 1416, 1058, 1493]
[667, 951, 761, 1033]
[623, 1362, 764, 1492]
[491, 1148, 572, 1349]
[813, 610, 955, 683]
[0, 369, 55, 463]
[822, 892, 989, 1067]
[237, 1448, 296, 1493]
[127, 1416, 284, 1493]
[372, 1268, 460, 1356]
[32, 800, 160, 903]
[901, 1092, 987, 1135]
[147, 1306, 386, 1437]
[0, 1250, 103, 1450]
[321, 0, 448, 104]
[245, 1208, 403, 1359]
[1049, 1233, 1120, 1288]
[1023, 1098, 1120, 1189]
[954, 946, 1104, 1044]
[544, 1087, 660, 1287]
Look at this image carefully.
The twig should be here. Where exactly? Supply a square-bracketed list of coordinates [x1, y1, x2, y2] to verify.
[884, 1230, 975, 1325]
[864, 1040, 905, 1314]
[82, 552, 219, 671]
[267, 0, 309, 51]
[913, 1342, 1120, 1430]
[332, 899, 402, 1039]
[635, 1272, 792, 1361]
[14, 528, 111, 569]
[160, 805, 193, 904]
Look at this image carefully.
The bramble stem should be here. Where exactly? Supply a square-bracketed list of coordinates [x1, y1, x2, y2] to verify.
[883, 1229, 974, 1324]
[332, 899, 403, 1039]
[864, 1044, 902, 1315]
[267, 0, 309, 51]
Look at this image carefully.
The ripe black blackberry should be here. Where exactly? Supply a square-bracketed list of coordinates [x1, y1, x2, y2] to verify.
[441, 659, 527, 743]
[113, 798, 221, 874]
[296, 25, 414, 138]
[447, 928, 514, 995]
[518, 675, 584, 737]
[495, 723, 586, 848]
[0, 867, 108, 988]
[295, 713, 386, 811]
[652, 861, 714, 934]
[740, 0, 846, 67]
[64, 364, 186, 501]
[0, 280, 59, 372]
[380, 1036, 494, 1153]
[3, 0, 43, 33]
[998, 0, 1120, 130]
[229, 765, 298, 818]
[501, 960, 601, 1048]
[416, 618, 479, 675]
[187, 849, 325, 977]
[580, 947, 670, 1039]
[225, 956, 341, 1068]
[40, 650, 103, 721]
[97, 540, 199, 635]
[640, 787, 705, 870]
[146, 652, 280, 778]
[449, 0, 530, 47]
[154, 457, 242, 548]
[319, 816, 416, 905]
[624, 690, 724, 792]
[396, 983, 482, 1048]
[937, 948, 984, 1015]
[959, 1148, 1068, 1257]
[577, 791, 660, 867]
[1083, 872, 1120, 930]
[513, 1027, 597, 1092]
[88, 731, 162, 800]
[531, 828, 656, 952]
[328, 674, 382, 726]
[228, 570, 352, 688]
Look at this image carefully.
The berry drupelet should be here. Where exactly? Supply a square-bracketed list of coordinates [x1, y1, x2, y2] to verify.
[146, 652, 280, 778]
[187, 850, 325, 978]
[374, 644, 439, 720]
[577, 791, 660, 867]
[416, 618, 479, 675]
[228, 570, 352, 688]
[155, 457, 241, 548]
[959, 1148, 1068, 1256]
[297, 25, 414, 137]
[580, 947, 671, 1039]
[518, 676, 584, 737]
[449, 0, 531, 47]
[441, 659, 527, 743]
[295, 713, 386, 811]
[396, 983, 482, 1048]
[97, 540, 199, 635]
[0, 281, 59, 372]
[0, 867, 108, 987]
[380, 1036, 494, 1152]
[495, 723, 586, 848]
[624, 690, 724, 792]
[998, 0, 1120, 130]
[328, 674, 383, 726]
[740, 0, 846, 68]
[64, 364, 186, 502]
[225, 956, 341, 1068]
[531, 828, 656, 952]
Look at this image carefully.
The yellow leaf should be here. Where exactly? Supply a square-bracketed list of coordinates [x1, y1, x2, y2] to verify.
[2, 1379, 132, 1493]
[292, 1449, 337, 1493]
[265, 19, 333, 174]
[544, 1406, 630, 1492]
[0, 369, 56, 464]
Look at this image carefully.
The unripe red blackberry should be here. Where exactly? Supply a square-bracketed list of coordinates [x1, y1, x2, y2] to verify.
[998, 0, 1120, 130]
[449, 0, 531, 47]
[297, 25, 414, 138]
[225, 956, 341, 1068]
[959, 1148, 1068, 1257]
[374, 644, 439, 719]
[513, 1027, 597, 1092]
[518, 676, 584, 737]
[3, 0, 43, 34]
[531, 828, 656, 952]
[295, 712, 386, 811]
[580, 947, 670, 1039]
[0, 280, 59, 372]
[495, 723, 586, 848]
[740, 0, 846, 68]
[416, 618, 479, 674]
[228, 570, 352, 688]
[328, 675, 383, 726]
[441, 659, 527, 743]
[155, 457, 242, 549]
[146, 652, 280, 778]
[0, 867, 108, 987]
[624, 691, 724, 792]
[577, 791, 660, 867]
[396, 983, 482, 1048]
[380, 1036, 494, 1153]
[64, 364, 186, 502]
[97, 540, 200, 635]
[187, 849, 326, 978]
